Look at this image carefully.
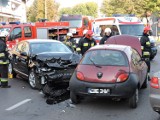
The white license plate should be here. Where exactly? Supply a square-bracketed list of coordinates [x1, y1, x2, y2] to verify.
[88, 88, 110, 94]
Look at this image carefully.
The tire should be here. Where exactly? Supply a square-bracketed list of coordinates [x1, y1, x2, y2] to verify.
[8, 63, 17, 78]
[28, 69, 41, 90]
[141, 74, 148, 89]
[70, 91, 80, 104]
[129, 88, 139, 109]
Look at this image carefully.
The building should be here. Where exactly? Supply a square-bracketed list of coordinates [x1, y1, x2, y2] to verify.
[0, 0, 27, 22]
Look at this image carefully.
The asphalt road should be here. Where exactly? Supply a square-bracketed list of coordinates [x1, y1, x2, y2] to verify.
[0, 48, 160, 120]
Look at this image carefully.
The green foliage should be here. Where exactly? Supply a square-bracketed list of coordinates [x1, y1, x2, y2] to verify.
[100, 0, 160, 17]
[27, 0, 59, 22]
[59, 2, 98, 17]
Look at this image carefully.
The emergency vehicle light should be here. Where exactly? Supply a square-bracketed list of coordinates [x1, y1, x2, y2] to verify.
[0, 22, 6, 25]
[9, 21, 20, 25]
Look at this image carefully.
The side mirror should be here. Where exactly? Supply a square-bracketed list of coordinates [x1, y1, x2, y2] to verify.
[20, 52, 27, 56]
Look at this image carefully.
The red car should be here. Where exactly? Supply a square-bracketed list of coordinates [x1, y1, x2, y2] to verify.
[69, 35, 148, 108]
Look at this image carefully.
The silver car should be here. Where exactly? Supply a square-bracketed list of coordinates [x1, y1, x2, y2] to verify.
[150, 71, 160, 114]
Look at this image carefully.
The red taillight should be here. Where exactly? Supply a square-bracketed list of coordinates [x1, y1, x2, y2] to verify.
[116, 73, 129, 82]
[150, 77, 159, 89]
[76, 71, 84, 81]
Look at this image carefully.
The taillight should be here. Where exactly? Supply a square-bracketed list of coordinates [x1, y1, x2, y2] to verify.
[76, 71, 84, 81]
[150, 77, 159, 89]
[116, 72, 129, 82]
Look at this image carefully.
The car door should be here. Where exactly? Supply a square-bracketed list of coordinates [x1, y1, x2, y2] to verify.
[12, 42, 24, 73]
[18, 42, 29, 76]
[132, 49, 146, 86]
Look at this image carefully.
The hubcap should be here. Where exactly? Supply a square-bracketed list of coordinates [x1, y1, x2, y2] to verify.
[29, 72, 36, 88]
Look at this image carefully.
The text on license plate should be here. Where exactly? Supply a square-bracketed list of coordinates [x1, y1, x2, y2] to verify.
[88, 88, 110, 94]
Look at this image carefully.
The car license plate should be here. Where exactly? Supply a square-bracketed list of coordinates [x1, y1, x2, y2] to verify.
[88, 88, 110, 94]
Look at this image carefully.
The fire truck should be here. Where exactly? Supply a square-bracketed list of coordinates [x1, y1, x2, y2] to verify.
[59, 14, 93, 38]
[0, 21, 70, 49]
[92, 15, 157, 60]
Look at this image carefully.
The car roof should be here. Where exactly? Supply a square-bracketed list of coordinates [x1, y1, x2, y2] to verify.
[90, 44, 131, 52]
[105, 35, 142, 56]
[22, 39, 61, 44]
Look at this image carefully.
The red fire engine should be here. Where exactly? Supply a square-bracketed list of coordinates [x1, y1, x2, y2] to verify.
[60, 14, 93, 38]
[0, 21, 70, 49]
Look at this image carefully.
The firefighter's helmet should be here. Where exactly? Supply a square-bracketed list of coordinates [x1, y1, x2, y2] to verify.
[67, 32, 73, 37]
[83, 29, 88, 35]
[85, 30, 94, 39]
[0, 30, 9, 38]
[143, 26, 151, 34]
[104, 28, 111, 33]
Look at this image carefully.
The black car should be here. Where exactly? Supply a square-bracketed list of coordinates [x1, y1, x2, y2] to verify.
[9, 39, 80, 90]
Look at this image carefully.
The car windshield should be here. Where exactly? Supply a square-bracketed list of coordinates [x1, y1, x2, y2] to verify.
[0, 27, 10, 33]
[81, 50, 128, 66]
[30, 42, 72, 54]
[119, 24, 144, 36]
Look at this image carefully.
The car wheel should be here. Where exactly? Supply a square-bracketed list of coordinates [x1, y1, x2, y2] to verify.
[141, 74, 148, 89]
[8, 63, 17, 78]
[129, 88, 139, 109]
[28, 69, 41, 90]
[70, 91, 80, 104]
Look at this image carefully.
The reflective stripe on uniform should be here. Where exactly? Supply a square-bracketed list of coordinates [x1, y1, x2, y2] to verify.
[83, 43, 88, 46]
[73, 45, 76, 48]
[91, 43, 94, 47]
[141, 46, 144, 50]
[76, 48, 81, 51]
[1, 78, 8, 82]
[146, 42, 150, 46]
[0, 61, 9, 64]
[143, 51, 150, 56]
[0, 53, 5, 57]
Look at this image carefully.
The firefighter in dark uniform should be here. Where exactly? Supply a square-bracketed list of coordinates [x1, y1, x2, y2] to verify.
[76, 30, 96, 55]
[0, 31, 10, 88]
[140, 26, 151, 79]
[100, 28, 112, 44]
[63, 32, 76, 52]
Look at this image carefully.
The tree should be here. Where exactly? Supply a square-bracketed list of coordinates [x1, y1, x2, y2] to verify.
[100, 0, 160, 17]
[59, 2, 98, 17]
[27, 0, 59, 22]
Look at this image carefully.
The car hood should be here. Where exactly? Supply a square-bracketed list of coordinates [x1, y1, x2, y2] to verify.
[106, 35, 142, 56]
[34, 52, 81, 68]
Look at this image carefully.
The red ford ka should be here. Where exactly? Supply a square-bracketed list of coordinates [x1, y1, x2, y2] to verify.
[69, 35, 148, 108]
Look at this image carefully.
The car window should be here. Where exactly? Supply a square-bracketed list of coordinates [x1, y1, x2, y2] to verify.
[24, 26, 32, 37]
[81, 50, 128, 66]
[16, 42, 29, 54]
[30, 42, 72, 54]
[131, 49, 141, 65]
[10, 27, 22, 39]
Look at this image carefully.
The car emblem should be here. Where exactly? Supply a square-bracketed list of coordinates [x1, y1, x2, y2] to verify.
[97, 72, 103, 79]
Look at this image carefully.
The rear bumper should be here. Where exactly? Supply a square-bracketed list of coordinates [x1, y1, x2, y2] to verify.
[70, 73, 139, 98]
[150, 89, 160, 112]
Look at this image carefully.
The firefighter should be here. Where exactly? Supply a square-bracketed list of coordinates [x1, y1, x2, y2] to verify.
[63, 32, 75, 52]
[100, 28, 112, 44]
[76, 30, 96, 55]
[0, 31, 10, 88]
[140, 26, 151, 79]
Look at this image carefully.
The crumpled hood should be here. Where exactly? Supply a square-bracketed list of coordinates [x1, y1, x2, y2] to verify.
[35, 52, 81, 68]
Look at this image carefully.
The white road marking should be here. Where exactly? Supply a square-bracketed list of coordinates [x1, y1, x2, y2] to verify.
[5, 99, 31, 111]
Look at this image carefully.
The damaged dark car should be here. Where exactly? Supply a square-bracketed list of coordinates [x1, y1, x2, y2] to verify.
[9, 39, 81, 93]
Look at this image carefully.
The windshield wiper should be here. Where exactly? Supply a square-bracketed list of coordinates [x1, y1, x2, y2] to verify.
[89, 57, 102, 68]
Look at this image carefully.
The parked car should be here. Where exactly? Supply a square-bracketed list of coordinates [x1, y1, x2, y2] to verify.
[150, 71, 160, 114]
[9, 39, 81, 89]
[69, 35, 148, 108]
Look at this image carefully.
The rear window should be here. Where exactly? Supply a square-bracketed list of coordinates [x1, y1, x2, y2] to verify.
[81, 50, 128, 66]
